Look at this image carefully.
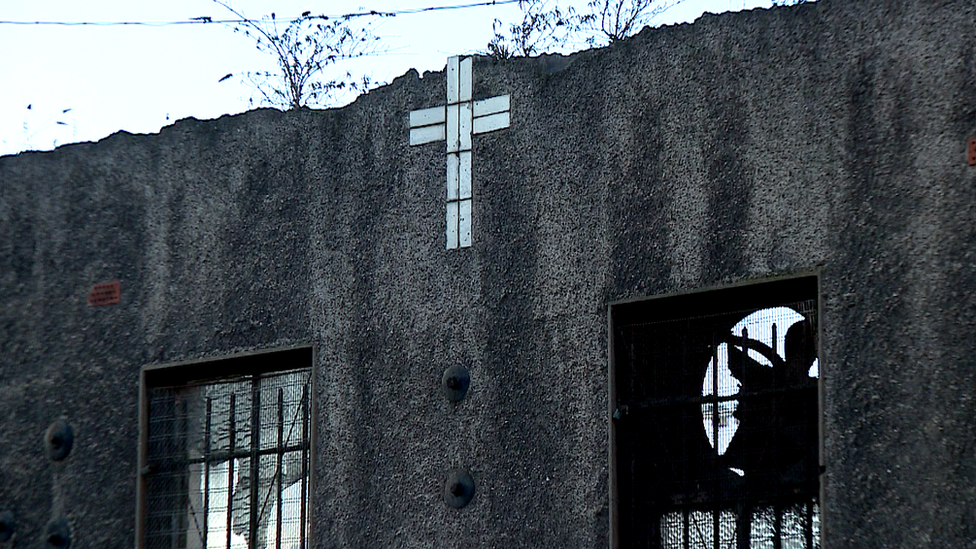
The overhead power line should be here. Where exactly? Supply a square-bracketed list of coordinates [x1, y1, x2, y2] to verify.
[0, 0, 519, 27]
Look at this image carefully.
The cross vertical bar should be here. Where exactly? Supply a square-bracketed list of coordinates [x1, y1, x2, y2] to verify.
[446, 202, 460, 249]
[458, 57, 472, 102]
[445, 56, 472, 249]
[459, 101, 472, 151]
[455, 59, 472, 248]
[458, 151, 472, 199]
[447, 56, 460, 104]
[458, 199, 471, 247]
[447, 154, 459, 200]
[447, 104, 460, 153]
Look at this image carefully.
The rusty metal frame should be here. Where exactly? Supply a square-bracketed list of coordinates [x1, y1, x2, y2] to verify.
[135, 344, 315, 549]
[607, 272, 824, 549]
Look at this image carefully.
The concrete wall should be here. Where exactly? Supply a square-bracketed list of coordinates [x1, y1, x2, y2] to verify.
[1, 0, 975, 547]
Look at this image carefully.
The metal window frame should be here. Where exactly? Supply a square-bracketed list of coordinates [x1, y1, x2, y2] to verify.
[608, 273, 825, 549]
[136, 345, 316, 549]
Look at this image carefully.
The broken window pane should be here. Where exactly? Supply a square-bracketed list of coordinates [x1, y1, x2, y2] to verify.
[144, 354, 312, 549]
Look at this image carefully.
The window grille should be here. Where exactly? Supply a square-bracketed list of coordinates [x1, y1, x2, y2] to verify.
[142, 351, 312, 549]
[612, 279, 821, 549]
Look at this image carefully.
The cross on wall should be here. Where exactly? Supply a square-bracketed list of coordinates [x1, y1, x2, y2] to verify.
[408, 56, 512, 249]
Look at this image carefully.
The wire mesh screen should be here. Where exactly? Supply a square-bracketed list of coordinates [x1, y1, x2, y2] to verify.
[613, 283, 820, 549]
[145, 366, 312, 549]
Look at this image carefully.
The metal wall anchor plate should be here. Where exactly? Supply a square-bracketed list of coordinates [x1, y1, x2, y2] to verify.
[45, 420, 74, 461]
[441, 365, 470, 402]
[44, 518, 70, 549]
[443, 470, 475, 509]
[0, 510, 14, 542]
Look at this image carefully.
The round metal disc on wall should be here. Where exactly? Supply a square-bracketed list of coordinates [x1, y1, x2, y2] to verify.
[443, 470, 475, 509]
[44, 518, 70, 549]
[45, 420, 74, 461]
[441, 365, 470, 402]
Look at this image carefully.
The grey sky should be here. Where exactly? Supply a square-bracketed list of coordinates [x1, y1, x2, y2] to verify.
[0, 0, 780, 156]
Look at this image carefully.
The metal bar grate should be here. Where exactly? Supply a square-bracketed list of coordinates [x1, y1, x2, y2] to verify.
[614, 289, 820, 549]
[145, 366, 312, 549]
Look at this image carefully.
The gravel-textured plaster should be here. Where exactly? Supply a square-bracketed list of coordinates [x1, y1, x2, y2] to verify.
[1, 0, 975, 547]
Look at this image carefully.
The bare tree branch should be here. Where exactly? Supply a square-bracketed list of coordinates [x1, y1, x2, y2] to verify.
[587, 0, 684, 42]
[487, 0, 683, 58]
[487, 0, 593, 58]
[212, 0, 381, 109]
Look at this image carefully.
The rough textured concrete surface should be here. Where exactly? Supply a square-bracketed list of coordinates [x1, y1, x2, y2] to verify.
[1, 0, 975, 547]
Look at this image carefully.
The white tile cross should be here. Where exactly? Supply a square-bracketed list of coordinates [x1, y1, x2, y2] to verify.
[409, 56, 511, 249]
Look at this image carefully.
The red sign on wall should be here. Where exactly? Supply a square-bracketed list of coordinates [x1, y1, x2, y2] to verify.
[87, 281, 121, 306]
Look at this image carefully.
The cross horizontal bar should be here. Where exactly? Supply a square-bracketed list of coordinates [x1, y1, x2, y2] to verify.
[473, 112, 510, 135]
[410, 124, 446, 145]
[473, 95, 510, 117]
[409, 106, 446, 128]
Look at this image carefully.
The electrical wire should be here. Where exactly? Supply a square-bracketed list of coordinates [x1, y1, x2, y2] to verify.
[0, 0, 519, 27]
